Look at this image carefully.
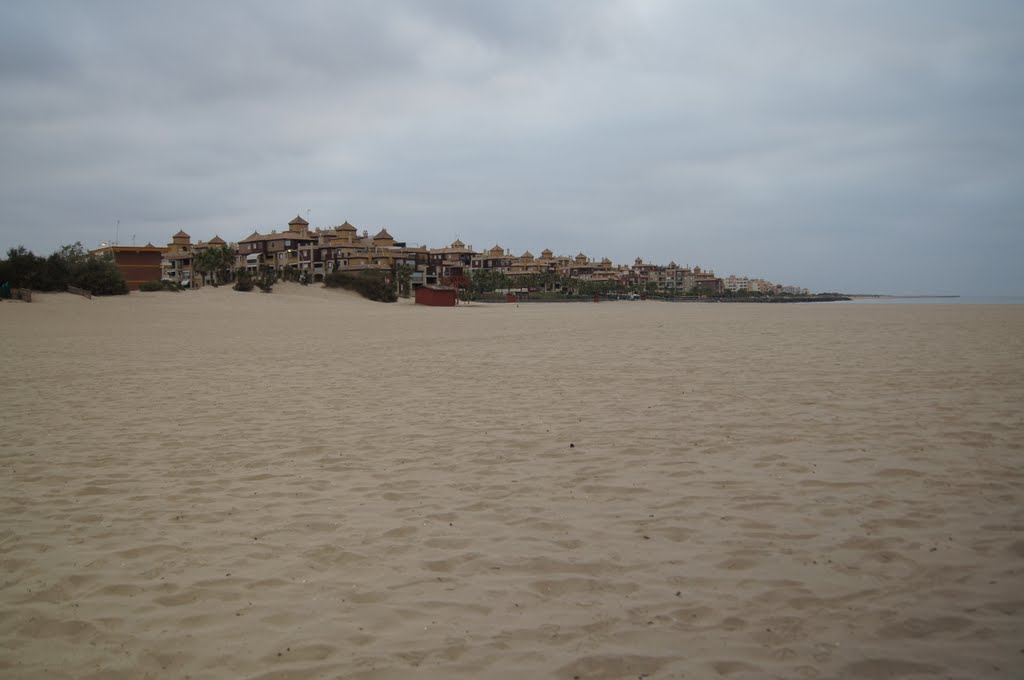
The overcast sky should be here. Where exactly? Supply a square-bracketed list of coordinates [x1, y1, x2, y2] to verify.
[1, 1, 1021, 294]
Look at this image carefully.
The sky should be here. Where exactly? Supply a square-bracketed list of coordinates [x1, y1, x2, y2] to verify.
[1, 1, 1021, 295]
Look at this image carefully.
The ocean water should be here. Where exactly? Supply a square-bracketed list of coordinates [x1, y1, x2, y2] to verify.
[843, 296, 1024, 305]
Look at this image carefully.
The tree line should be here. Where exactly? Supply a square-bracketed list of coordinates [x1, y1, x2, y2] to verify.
[0, 243, 128, 296]
[190, 245, 235, 286]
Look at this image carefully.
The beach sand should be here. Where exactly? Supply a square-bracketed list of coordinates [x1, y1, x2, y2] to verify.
[2, 286, 1022, 679]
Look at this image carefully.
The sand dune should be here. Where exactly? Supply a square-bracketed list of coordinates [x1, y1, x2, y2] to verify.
[2, 286, 1022, 678]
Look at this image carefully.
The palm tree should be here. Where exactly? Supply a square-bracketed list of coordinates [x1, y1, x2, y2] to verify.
[211, 244, 234, 285]
[395, 264, 413, 298]
[522, 273, 543, 293]
[256, 266, 275, 293]
[192, 249, 214, 288]
[192, 245, 233, 287]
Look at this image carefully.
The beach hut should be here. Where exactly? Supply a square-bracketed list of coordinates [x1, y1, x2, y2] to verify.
[415, 285, 457, 307]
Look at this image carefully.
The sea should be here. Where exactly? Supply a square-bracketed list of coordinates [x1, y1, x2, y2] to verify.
[842, 296, 1024, 305]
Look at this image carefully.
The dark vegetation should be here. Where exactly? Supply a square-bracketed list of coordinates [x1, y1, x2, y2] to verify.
[280, 264, 311, 285]
[139, 279, 182, 292]
[256, 268, 275, 293]
[191, 244, 235, 286]
[233, 268, 255, 292]
[0, 243, 127, 296]
[462, 270, 846, 302]
[323, 270, 397, 302]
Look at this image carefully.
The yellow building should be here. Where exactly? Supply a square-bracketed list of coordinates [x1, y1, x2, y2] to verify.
[161, 231, 233, 287]
[161, 230, 195, 286]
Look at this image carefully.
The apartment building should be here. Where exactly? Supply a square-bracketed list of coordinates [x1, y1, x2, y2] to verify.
[152, 215, 802, 296]
[471, 245, 515, 273]
[236, 215, 317, 275]
[161, 231, 233, 287]
[723, 275, 750, 292]
[428, 239, 477, 286]
[161, 230, 195, 286]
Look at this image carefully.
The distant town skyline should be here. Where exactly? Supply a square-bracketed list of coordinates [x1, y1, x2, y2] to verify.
[154, 217, 807, 298]
[1, 1, 1021, 296]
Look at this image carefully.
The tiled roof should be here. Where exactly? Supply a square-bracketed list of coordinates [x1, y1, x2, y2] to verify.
[259, 230, 316, 242]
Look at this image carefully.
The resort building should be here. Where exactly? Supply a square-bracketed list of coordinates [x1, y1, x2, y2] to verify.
[161, 230, 195, 285]
[723, 275, 751, 293]
[151, 214, 804, 296]
[471, 245, 515, 273]
[658, 262, 691, 293]
[686, 266, 724, 294]
[161, 231, 234, 287]
[428, 239, 477, 287]
[310, 224, 427, 282]
[236, 215, 317, 276]
[723, 275, 783, 294]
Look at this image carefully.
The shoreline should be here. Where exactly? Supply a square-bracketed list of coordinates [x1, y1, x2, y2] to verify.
[467, 294, 854, 304]
[845, 294, 961, 299]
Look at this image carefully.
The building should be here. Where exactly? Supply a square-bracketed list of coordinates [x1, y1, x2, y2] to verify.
[683, 266, 722, 294]
[91, 244, 166, 290]
[471, 245, 515, 273]
[724, 275, 751, 293]
[230, 216, 435, 288]
[161, 231, 234, 287]
[428, 239, 477, 287]
[237, 215, 317, 276]
[147, 215, 803, 298]
[415, 285, 457, 306]
[310, 222, 426, 283]
[161, 230, 195, 286]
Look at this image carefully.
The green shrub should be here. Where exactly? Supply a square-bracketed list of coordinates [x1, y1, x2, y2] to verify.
[323, 270, 397, 302]
[140, 279, 182, 292]
[233, 268, 254, 292]
[72, 254, 128, 295]
[256, 268, 275, 293]
[1, 243, 128, 296]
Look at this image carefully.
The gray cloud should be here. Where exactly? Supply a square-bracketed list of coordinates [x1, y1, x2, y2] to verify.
[1, 0, 1021, 294]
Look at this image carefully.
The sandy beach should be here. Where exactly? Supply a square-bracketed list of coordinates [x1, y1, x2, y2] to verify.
[1, 286, 1022, 679]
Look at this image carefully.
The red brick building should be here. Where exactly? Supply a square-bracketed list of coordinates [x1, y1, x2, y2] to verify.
[90, 245, 167, 290]
[415, 285, 457, 307]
